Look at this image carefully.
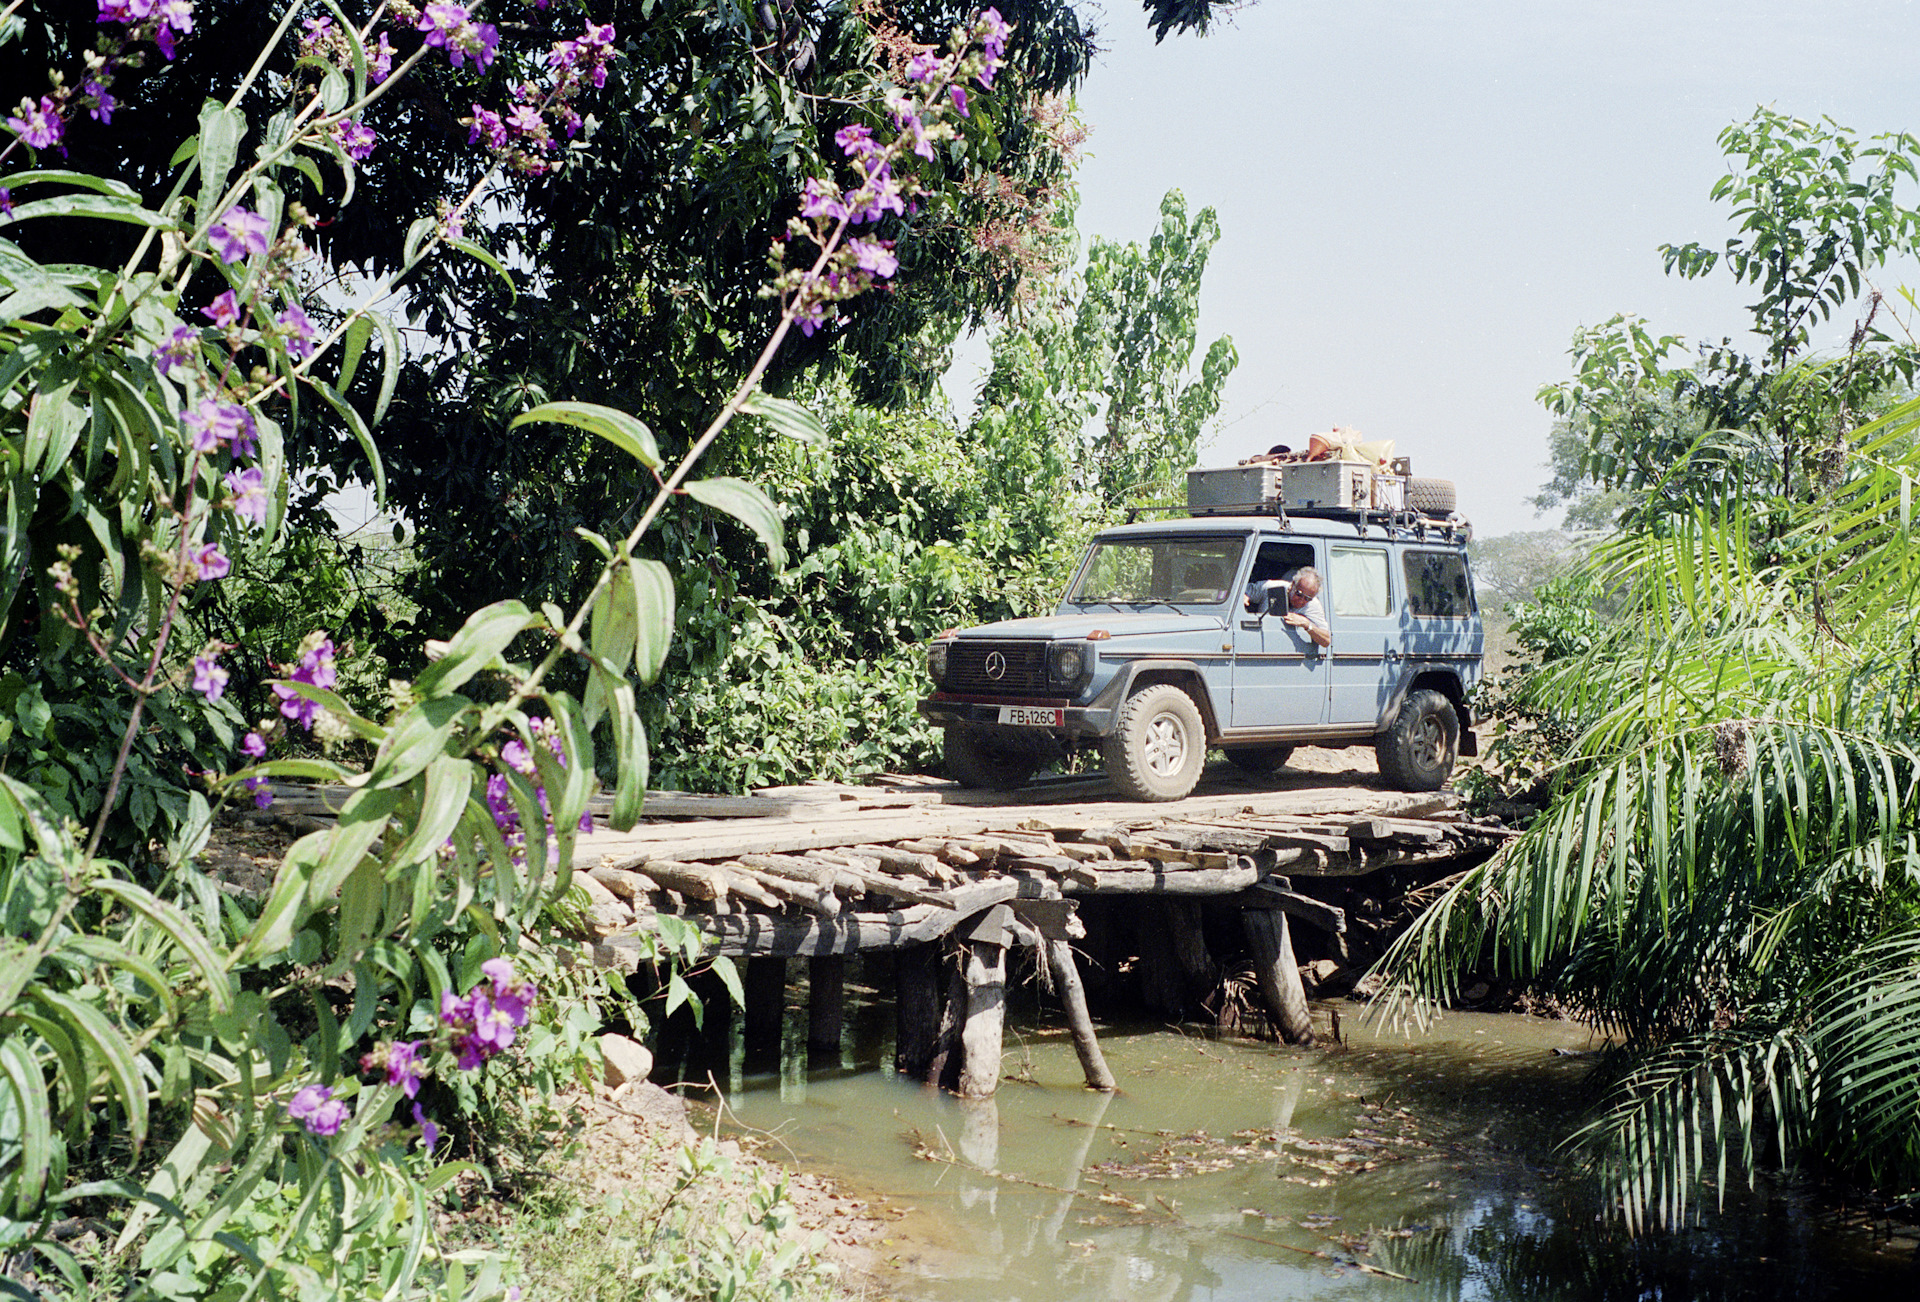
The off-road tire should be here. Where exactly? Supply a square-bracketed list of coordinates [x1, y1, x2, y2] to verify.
[1224, 744, 1295, 775]
[1375, 689, 1459, 791]
[944, 724, 1046, 790]
[1102, 684, 1207, 801]
[1409, 477, 1457, 515]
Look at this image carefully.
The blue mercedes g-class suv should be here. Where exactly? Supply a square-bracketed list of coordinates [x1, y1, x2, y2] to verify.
[916, 511, 1482, 801]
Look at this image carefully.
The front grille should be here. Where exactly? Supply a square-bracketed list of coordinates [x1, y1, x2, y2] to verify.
[946, 640, 1050, 696]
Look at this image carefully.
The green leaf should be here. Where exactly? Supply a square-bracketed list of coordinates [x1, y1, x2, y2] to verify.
[403, 215, 437, 265]
[414, 600, 538, 698]
[631, 559, 676, 685]
[606, 677, 648, 830]
[446, 236, 516, 298]
[710, 954, 744, 1009]
[0, 194, 172, 230]
[367, 308, 402, 427]
[0, 169, 139, 200]
[741, 392, 828, 446]
[310, 380, 386, 507]
[391, 757, 475, 869]
[337, 314, 373, 391]
[589, 569, 639, 680]
[367, 695, 474, 790]
[684, 476, 787, 567]
[0, 1040, 53, 1213]
[194, 101, 246, 232]
[33, 990, 147, 1151]
[510, 401, 661, 470]
[308, 786, 401, 906]
[90, 879, 233, 1012]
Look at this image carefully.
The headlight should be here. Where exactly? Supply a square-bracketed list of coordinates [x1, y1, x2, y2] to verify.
[927, 642, 949, 685]
[1048, 641, 1091, 688]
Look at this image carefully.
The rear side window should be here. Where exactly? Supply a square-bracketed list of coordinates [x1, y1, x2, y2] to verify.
[1329, 545, 1391, 617]
[1404, 550, 1474, 618]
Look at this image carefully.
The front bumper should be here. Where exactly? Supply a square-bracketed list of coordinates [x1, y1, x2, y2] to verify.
[917, 693, 1118, 741]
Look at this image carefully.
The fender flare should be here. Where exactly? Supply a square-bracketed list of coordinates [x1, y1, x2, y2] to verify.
[1090, 660, 1224, 737]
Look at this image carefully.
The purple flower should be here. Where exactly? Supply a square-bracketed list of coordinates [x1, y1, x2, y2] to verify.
[209, 207, 270, 264]
[184, 398, 249, 454]
[482, 958, 538, 1028]
[96, 1, 152, 21]
[844, 162, 906, 224]
[794, 297, 829, 337]
[834, 124, 879, 160]
[241, 730, 267, 758]
[6, 97, 64, 151]
[417, 3, 499, 71]
[333, 119, 377, 162]
[950, 84, 970, 117]
[502, 739, 537, 776]
[225, 465, 269, 524]
[905, 51, 940, 83]
[0, 189, 11, 218]
[274, 637, 337, 730]
[413, 1103, 440, 1150]
[287, 1084, 349, 1137]
[153, 0, 194, 58]
[191, 653, 228, 702]
[892, 106, 933, 161]
[371, 32, 395, 83]
[84, 80, 117, 124]
[156, 325, 198, 376]
[848, 238, 898, 278]
[799, 177, 848, 224]
[246, 775, 272, 809]
[467, 105, 508, 151]
[187, 542, 229, 581]
[202, 290, 242, 328]
[977, 7, 1010, 59]
[506, 101, 544, 139]
[275, 304, 315, 360]
[361, 1039, 427, 1098]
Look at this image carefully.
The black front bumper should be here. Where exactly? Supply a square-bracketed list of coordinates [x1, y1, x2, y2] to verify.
[916, 695, 1118, 741]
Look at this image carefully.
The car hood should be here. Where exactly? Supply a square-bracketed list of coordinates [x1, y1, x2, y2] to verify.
[949, 611, 1227, 641]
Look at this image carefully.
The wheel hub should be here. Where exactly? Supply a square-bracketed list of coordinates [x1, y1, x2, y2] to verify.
[1143, 714, 1188, 776]
[1412, 715, 1446, 768]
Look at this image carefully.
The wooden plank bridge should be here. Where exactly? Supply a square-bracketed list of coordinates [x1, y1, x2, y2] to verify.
[267, 767, 1509, 1097]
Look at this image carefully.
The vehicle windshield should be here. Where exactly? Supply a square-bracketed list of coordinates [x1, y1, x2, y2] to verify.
[1067, 536, 1245, 606]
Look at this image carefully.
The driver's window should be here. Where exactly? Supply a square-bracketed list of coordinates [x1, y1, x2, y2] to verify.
[1247, 541, 1314, 612]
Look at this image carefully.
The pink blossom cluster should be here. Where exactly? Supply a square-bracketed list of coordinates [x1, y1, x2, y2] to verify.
[4, 2, 195, 157]
[462, 21, 619, 176]
[776, 8, 1011, 339]
[439, 958, 538, 1070]
[483, 718, 594, 872]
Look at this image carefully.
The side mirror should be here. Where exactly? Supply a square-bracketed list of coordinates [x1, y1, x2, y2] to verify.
[1250, 579, 1291, 615]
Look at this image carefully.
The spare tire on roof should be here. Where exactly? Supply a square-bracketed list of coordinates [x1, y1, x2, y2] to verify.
[1409, 477, 1456, 515]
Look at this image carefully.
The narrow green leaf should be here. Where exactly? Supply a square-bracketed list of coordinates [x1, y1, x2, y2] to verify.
[446, 236, 516, 298]
[740, 391, 828, 445]
[631, 559, 675, 685]
[684, 477, 786, 567]
[91, 879, 233, 1012]
[194, 101, 246, 230]
[391, 758, 474, 869]
[413, 600, 537, 698]
[367, 695, 474, 790]
[34, 989, 147, 1150]
[510, 401, 661, 469]
[310, 380, 387, 507]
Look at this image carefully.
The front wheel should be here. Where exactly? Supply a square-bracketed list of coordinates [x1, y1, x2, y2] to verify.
[1375, 689, 1459, 791]
[1102, 684, 1207, 801]
[944, 724, 1046, 790]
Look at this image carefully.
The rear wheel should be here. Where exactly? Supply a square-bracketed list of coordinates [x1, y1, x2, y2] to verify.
[1375, 689, 1459, 791]
[1102, 684, 1207, 801]
[944, 725, 1046, 790]
[1224, 744, 1295, 775]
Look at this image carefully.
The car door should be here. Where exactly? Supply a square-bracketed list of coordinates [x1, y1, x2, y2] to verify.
[1229, 538, 1328, 729]
[1325, 542, 1397, 727]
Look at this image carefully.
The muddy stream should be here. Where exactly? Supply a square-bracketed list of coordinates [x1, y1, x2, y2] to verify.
[701, 997, 1911, 1301]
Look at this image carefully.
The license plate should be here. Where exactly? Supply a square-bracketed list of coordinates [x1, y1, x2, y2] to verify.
[998, 705, 1063, 727]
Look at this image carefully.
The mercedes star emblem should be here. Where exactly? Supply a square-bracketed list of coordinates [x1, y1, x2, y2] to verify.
[984, 651, 1007, 680]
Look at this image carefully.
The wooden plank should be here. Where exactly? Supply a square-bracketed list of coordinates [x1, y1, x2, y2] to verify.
[1006, 897, 1083, 942]
[1008, 855, 1100, 887]
[697, 879, 1020, 957]
[1061, 856, 1260, 895]
[847, 844, 959, 883]
[1245, 880, 1348, 933]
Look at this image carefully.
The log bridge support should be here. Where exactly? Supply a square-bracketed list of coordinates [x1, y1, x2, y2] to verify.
[581, 787, 1497, 1098]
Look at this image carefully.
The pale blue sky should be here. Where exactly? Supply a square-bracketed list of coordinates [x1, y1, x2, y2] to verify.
[987, 0, 1920, 536]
